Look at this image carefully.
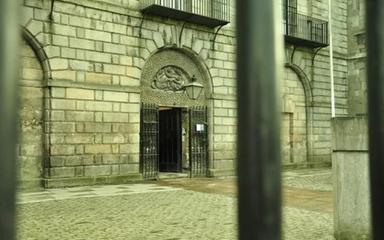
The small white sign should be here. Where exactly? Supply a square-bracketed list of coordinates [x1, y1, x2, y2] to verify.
[196, 124, 205, 132]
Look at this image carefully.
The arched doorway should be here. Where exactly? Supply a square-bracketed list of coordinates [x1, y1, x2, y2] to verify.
[140, 48, 212, 179]
[281, 66, 310, 167]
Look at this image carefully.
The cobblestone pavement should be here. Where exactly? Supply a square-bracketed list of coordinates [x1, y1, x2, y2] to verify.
[17, 168, 333, 240]
[283, 168, 332, 191]
[17, 184, 182, 204]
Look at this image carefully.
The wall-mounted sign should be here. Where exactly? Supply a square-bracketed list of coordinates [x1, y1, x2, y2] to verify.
[196, 124, 205, 132]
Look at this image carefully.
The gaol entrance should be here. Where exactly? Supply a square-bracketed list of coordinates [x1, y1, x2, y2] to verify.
[159, 108, 182, 172]
[140, 103, 208, 180]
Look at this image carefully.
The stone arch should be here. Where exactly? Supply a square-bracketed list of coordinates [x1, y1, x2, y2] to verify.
[21, 27, 52, 82]
[285, 63, 313, 165]
[282, 63, 313, 167]
[285, 62, 313, 106]
[18, 29, 47, 189]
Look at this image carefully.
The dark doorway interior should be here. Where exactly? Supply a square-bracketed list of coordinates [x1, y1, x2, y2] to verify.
[159, 108, 182, 172]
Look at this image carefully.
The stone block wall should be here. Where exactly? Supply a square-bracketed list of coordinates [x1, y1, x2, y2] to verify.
[46, 85, 141, 186]
[211, 97, 237, 176]
[20, 0, 237, 186]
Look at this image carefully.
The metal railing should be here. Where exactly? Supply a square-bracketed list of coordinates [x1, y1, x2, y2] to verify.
[283, 8, 329, 46]
[141, 0, 230, 22]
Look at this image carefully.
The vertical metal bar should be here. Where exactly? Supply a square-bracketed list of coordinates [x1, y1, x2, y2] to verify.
[145, 105, 147, 179]
[198, 108, 201, 176]
[189, 108, 193, 178]
[220, 0, 222, 20]
[200, 107, 202, 176]
[152, 106, 154, 177]
[366, 1, 384, 239]
[328, 0, 336, 117]
[237, 0, 282, 239]
[140, 103, 143, 175]
[0, 0, 19, 239]
[156, 105, 159, 179]
[153, 105, 155, 178]
[285, 0, 289, 35]
[205, 106, 208, 176]
[141, 103, 144, 179]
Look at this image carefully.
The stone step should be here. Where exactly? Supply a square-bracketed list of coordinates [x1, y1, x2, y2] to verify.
[159, 172, 190, 179]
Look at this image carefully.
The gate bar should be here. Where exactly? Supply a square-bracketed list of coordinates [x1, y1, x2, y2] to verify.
[0, 0, 20, 239]
[366, 0, 384, 239]
[236, 0, 283, 239]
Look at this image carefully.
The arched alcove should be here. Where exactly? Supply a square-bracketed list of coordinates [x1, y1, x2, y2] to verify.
[18, 30, 47, 189]
[282, 63, 313, 167]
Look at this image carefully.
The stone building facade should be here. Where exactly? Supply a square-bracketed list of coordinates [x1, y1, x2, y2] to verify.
[18, 0, 354, 189]
[19, 0, 237, 189]
[282, 0, 349, 167]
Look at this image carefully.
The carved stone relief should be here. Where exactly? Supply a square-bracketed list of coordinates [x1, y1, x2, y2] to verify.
[141, 48, 209, 107]
[151, 65, 189, 92]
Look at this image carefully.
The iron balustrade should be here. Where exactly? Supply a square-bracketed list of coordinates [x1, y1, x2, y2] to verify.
[283, 9, 329, 47]
[141, 0, 230, 27]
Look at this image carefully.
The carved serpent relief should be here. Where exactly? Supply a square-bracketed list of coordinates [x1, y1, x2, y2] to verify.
[151, 66, 189, 91]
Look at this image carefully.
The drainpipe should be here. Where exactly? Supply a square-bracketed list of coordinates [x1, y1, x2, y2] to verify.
[328, 0, 336, 117]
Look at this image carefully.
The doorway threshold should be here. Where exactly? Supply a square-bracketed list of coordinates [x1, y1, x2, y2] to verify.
[159, 172, 190, 179]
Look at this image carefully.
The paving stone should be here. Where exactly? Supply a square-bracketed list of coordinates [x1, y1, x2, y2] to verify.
[17, 169, 334, 240]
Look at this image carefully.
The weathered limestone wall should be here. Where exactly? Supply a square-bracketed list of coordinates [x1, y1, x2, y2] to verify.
[18, 38, 45, 189]
[46, 86, 141, 187]
[347, 0, 367, 114]
[332, 116, 371, 240]
[21, 0, 237, 186]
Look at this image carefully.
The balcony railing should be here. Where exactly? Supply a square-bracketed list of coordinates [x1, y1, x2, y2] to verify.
[283, 9, 329, 48]
[141, 0, 230, 28]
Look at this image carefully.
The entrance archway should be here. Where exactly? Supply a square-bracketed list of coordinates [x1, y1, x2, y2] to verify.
[140, 48, 212, 179]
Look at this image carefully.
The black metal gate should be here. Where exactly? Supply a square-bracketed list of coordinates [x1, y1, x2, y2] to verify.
[189, 106, 209, 177]
[140, 103, 159, 180]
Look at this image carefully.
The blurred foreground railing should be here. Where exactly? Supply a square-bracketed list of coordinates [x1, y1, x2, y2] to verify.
[0, 0, 19, 239]
[237, 0, 282, 239]
[367, 0, 384, 239]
